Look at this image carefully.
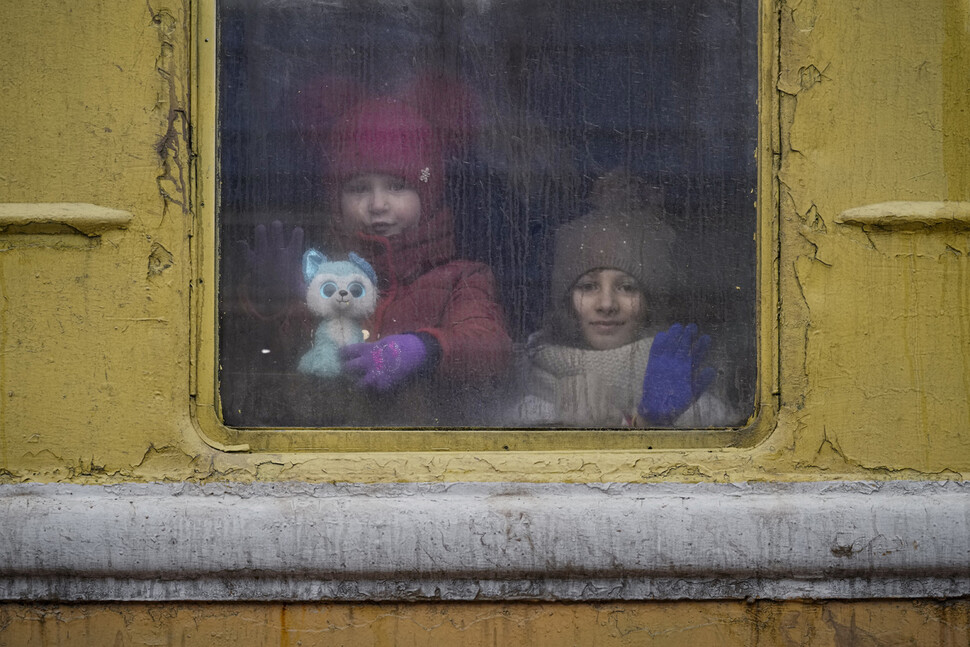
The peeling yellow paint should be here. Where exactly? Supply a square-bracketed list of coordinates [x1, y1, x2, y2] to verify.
[3, 601, 970, 646]
[943, 0, 970, 202]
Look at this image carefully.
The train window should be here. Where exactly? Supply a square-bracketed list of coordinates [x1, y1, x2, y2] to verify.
[213, 0, 760, 439]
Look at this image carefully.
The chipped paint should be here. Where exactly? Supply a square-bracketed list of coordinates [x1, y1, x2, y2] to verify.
[6, 0, 966, 485]
[4, 600, 970, 646]
[149, 2, 190, 215]
[147, 241, 174, 277]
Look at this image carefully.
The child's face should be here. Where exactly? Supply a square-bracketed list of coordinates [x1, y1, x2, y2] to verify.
[571, 268, 647, 350]
[340, 173, 422, 238]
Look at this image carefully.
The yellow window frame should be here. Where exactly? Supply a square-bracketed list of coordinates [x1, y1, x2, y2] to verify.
[189, 0, 780, 453]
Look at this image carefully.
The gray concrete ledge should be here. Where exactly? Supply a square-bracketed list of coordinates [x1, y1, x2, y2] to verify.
[1, 480, 968, 601]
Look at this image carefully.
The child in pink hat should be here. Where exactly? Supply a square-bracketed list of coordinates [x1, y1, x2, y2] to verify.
[227, 86, 511, 425]
[325, 94, 512, 393]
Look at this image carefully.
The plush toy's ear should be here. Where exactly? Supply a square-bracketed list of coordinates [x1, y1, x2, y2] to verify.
[302, 249, 327, 283]
[348, 252, 377, 286]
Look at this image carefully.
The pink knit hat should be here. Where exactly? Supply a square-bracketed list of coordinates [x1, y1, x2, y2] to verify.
[327, 97, 444, 212]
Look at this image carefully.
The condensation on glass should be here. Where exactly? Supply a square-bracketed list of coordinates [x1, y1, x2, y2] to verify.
[217, 0, 758, 429]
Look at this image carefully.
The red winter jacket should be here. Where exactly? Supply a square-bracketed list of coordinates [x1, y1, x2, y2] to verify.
[339, 205, 512, 381]
[222, 204, 510, 426]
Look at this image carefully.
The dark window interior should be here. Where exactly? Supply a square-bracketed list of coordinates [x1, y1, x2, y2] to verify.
[217, 0, 758, 429]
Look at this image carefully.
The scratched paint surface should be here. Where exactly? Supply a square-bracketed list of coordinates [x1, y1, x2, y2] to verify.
[3, 601, 970, 646]
[0, 0, 967, 483]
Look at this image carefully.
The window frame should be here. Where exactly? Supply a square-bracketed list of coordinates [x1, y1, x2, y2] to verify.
[190, 0, 780, 453]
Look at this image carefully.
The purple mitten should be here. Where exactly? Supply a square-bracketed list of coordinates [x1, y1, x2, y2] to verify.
[340, 334, 428, 391]
[638, 323, 716, 425]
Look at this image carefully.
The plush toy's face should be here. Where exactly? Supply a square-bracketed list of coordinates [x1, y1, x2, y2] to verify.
[305, 260, 377, 320]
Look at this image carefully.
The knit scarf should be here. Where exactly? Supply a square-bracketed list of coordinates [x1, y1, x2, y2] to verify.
[524, 334, 654, 426]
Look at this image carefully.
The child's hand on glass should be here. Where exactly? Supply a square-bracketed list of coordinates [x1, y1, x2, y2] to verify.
[235, 220, 305, 316]
[638, 323, 716, 425]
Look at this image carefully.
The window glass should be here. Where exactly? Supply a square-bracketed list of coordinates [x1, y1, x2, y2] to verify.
[218, 0, 758, 429]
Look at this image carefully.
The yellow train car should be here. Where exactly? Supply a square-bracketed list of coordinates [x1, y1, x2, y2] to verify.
[2, 0, 970, 644]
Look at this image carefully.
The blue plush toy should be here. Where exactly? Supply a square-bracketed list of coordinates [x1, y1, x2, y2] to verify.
[297, 249, 378, 377]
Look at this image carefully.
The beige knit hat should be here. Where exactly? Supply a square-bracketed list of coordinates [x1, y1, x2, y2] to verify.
[544, 172, 677, 345]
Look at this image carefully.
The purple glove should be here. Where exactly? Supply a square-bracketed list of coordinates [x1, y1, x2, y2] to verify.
[638, 323, 716, 425]
[234, 220, 305, 316]
[340, 334, 428, 391]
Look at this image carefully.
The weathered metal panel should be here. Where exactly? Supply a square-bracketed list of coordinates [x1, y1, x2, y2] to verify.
[2, 480, 968, 601]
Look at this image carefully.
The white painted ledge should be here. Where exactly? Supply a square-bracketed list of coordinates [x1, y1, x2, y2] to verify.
[1, 480, 968, 601]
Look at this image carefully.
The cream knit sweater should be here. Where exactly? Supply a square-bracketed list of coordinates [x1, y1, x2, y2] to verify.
[514, 334, 736, 428]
